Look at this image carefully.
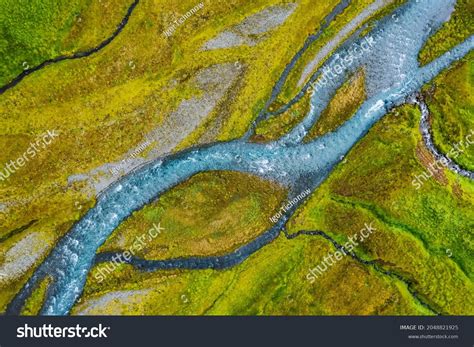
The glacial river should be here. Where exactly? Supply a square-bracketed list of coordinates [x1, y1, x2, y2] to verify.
[7, 0, 473, 315]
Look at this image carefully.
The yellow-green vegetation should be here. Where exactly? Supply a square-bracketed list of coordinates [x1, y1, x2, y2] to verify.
[21, 276, 52, 315]
[254, 67, 365, 143]
[99, 171, 287, 259]
[0, 0, 342, 233]
[272, 0, 387, 107]
[75, 100, 473, 315]
[419, 0, 474, 65]
[1, 0, 472, 317]
[203, 0, 342, 139]
[0, 225, 58, 312]
[305, 69, 366, 140]
[0, 0, 133, 86]
[289, 100, 474, 314]
[253, 92, 310, 142]
[1, 0, 337, 309]
[425, 53, 474, 170]
[74, 233, 429, 315]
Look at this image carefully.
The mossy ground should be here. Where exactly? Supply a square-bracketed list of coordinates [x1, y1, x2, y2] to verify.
[0, 0, 133, 86]
[0, 0, 472, 315]
[99, 171, 287, 259]
[0, 0, 345, 312]
[305, 68, 366, 140]
[268, 0, 396, 110]
[425, 53, 474, 171]
[419, 0, 474, 65]
[21, 276, 52, 315]
[75, 95, 473, 315]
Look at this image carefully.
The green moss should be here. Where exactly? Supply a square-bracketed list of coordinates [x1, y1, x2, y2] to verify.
[425, 53, 474, 171]
[0, 0, 133, 86]
[76, 232, 427, 315]
[275, 0, 384, 105]
[99, 171, 287, 259]
[1, 0, 472, 316]
[305, 68, 366, 141]
[419, 0, 474, 65]
[253, 94, 309, 142]
[21, 276, 51, 315]
[289, 101, 474, 314]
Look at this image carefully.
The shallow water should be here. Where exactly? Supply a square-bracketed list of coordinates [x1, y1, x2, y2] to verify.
[7, 0, 473, 315]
